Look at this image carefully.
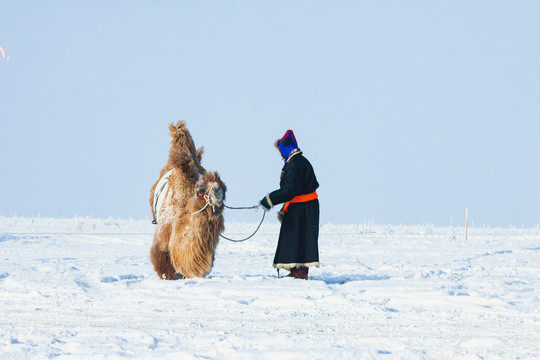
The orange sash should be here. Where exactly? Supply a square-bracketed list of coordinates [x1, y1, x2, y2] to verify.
[282, 191, 318, 212]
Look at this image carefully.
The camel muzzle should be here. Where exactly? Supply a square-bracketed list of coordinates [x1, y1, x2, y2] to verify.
[208, 183, 224, 210]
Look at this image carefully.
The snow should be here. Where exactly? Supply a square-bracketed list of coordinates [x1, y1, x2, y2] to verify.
[1, 216, 539, 359]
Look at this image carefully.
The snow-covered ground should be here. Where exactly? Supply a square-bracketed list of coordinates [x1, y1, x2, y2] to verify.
[1, 216, 539, 359]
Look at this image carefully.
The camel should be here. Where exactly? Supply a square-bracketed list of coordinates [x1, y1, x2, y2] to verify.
[150, 121, 226, 279]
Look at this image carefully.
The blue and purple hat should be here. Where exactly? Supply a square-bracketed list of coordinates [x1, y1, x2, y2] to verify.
[275, 130, 298, 159]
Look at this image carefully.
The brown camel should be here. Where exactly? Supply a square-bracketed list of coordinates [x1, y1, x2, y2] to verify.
[150, 121, 226, 279]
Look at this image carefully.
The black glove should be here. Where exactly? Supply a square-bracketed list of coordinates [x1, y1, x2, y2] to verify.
[259, 195, 272, 211]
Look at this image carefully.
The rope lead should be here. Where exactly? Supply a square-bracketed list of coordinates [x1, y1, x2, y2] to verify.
[219, 210, 265, 242]
[190, 200, 266, 242]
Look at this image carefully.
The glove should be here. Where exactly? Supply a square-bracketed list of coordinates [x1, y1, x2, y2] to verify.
[277, 210, 285, 223]
[259, 195, 272, 211]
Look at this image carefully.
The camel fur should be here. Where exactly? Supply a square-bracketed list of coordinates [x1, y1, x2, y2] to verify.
[150, 121, 226, 279]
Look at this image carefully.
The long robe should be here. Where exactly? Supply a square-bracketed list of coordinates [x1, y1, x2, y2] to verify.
[268, 151, 320, 269]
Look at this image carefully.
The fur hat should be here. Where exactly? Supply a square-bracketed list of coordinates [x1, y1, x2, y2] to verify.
[275, 130, 298, 160]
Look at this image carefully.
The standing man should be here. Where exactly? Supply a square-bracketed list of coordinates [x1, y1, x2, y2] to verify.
[260, 130, 320, 280]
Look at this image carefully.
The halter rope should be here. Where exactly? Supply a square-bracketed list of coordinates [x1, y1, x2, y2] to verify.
[190, 200, 265, 242]
[190, 195, 210, 215]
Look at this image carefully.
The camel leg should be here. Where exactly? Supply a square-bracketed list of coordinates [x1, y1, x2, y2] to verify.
[150, 244, 178, 280]
[150, 223, 181, 280]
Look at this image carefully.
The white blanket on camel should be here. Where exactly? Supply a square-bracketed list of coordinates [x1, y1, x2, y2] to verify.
[152, 169, 173, 223]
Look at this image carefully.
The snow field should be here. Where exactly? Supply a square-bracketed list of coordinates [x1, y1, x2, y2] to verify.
[1, 217, 539, 359]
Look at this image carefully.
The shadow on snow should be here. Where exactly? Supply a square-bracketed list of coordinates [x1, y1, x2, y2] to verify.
[314, 274, 390, 285]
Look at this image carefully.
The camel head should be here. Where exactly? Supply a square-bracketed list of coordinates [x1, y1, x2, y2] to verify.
[195, 171, 227, 213]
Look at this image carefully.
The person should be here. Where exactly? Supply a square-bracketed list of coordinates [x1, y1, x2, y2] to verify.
[259, 130, 320, 280]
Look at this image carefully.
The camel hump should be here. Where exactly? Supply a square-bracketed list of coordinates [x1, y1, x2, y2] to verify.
[169, 121, 194, 147]
[168, 121, 187, 136]
[168, 121, 201, 163]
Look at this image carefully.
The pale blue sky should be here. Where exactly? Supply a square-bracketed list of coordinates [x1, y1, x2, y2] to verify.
[1, 1, 539, 226]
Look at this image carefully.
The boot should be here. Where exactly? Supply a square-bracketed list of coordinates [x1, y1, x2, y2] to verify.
[287, 266, 309, 280]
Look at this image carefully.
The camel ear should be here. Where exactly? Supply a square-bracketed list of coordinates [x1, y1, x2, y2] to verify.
[196, 147, 204, 163]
